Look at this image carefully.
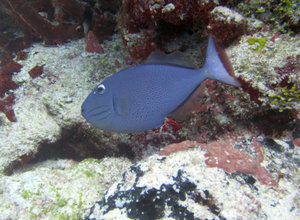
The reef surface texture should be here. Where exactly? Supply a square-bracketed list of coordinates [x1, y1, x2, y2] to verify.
[0, 0, 299, 219]
[87, 141, 298, 219]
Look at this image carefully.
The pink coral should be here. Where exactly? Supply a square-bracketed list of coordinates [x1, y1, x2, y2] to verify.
[159, 135, 278, 187]
[158, 140, 196, 156]
[201, 137, 277, 187]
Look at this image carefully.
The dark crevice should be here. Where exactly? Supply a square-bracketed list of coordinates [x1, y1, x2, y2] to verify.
[25, 125, 135, 166]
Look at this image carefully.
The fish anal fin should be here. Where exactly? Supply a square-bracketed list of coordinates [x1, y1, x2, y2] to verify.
[169, 82, 207, 122]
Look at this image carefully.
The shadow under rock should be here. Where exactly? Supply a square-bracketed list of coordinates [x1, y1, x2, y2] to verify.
[29, 126, 136, 165]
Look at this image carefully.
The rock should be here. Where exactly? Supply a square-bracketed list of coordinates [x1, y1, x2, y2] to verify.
[87, 142, 298, 219]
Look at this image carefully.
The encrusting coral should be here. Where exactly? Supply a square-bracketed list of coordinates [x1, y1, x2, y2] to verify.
[117, 0, 248, 60]
[159, 136, 278, 187]
[0, 1, 299, 219]
[0, 58, 22, 121]
[0, 0, 121, 54]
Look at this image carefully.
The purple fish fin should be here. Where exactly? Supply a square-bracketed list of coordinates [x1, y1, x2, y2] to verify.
[145, 51, 197, 69]
[169, 82, 206, 121]
[113, 95, 130, 117]
[203, 35, 241, 86]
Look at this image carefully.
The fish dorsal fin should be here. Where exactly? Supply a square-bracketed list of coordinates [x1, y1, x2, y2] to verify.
[145, 51, 197, 69]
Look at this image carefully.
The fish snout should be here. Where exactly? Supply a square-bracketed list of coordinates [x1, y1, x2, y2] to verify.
[81, 104, 112, 123]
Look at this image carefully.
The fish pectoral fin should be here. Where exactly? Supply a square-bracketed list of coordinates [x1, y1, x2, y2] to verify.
[145, 51, 197, 69]
[113, 95, 130, 117]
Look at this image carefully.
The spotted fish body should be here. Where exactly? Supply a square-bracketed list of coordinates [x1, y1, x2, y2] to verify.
[81, 36, 240, 133]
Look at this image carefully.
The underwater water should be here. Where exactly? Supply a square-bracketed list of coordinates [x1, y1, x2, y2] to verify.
[0, 0, 299, 219]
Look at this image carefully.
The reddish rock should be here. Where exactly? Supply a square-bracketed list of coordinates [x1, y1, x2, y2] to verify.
[16, 51, 28, 61]
[122, 29, 156, 61]
[0, 93, 17, 122]
[201, 137, 277, 187]
[209, 6, 247, 46]
[85, 31, 104, 53]
[270, 32, 280, 43]
[0, 0, 121, 54]
[159, 140, 196, 156]
[118, 0, 241, 60]
[273, 55, 299, 88]
[29, 64, 45, 78]
[20, 152, 34, 165]
[0, 60, 22, 98]
[293, 138, 300, 148]
[159, 136, 278, 187]
[0, 0, 84, 50]
[114, 59, 121, 68]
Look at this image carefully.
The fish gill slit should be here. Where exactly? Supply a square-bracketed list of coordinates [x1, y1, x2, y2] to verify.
[87, 105, 107, 114]
[89, 109, 111, 117]
[94, 112, 111, 121]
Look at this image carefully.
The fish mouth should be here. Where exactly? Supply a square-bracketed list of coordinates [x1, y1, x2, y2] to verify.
[85, 105, 111, 122]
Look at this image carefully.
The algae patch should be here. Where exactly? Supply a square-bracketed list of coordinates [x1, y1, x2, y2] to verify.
[0, 158, 132, 219]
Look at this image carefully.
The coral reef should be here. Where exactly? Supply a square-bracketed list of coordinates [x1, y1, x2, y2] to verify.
[0, 93, 16, 122]
[160, 136, 278, 186]
[228, 32, 299, 113]
[28, 64, 45, 78]
[0, 1, 299, 219]
[0, 158, 131, 219]
[0, 59, 22, 98]
[0, 58, 22, 122]
[84, 31, 104, 53]
[0, 0, 83, 51]
[0, 0, 121, 55]
[87, 134, 298, 219]
[236, 0, 299, 33]
[117, 0, 242, 60]
[209, 6, 248, 46]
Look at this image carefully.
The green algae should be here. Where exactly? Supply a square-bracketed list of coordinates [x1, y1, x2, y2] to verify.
[78, 168, 96, 178]
[82, 158, 102, 164]
[247, 37, 267, 51]
[269, 86, 300, 112]
[13, 160, 105, 219]
[42, 97, 48, 101]
[237, 0, 299, 33]
[21, 179, 86, 219]
[227, 31, 299, 115]
[21, 190, 36, 199]
[56, 102, 63, 108]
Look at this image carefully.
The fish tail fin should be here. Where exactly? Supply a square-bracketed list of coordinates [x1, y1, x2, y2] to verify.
[202, 35, 241, 86]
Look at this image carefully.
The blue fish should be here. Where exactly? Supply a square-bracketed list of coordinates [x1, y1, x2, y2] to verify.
[81, 36, 240, 133]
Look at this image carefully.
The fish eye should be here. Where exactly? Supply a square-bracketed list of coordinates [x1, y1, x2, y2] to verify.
[96, 84, 105, 94]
